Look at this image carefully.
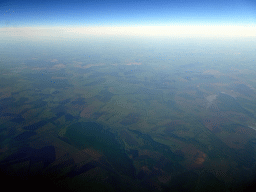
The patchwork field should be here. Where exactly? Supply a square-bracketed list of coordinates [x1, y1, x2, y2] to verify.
[1, 45, 256, 192]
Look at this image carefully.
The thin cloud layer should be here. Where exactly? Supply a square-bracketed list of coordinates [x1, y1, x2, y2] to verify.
[1, 25, 256, 39]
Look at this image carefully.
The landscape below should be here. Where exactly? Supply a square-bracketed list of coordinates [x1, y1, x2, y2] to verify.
[1, 48, 256, 191]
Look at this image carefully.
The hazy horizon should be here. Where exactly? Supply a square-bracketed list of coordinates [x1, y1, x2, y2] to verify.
[1, 1, 256, 192]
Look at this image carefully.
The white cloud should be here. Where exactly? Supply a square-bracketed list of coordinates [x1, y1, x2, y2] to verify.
[1, 25, 256, 39]
[68, 25, 256, 38]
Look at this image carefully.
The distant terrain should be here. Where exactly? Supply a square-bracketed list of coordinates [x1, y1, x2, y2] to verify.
[1, 39, 256, 191]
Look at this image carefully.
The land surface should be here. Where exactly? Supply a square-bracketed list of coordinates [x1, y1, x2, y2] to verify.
[1, 39, 256, 191]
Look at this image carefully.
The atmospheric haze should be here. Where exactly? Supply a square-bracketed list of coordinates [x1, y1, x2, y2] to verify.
[1, 0, 256, 192]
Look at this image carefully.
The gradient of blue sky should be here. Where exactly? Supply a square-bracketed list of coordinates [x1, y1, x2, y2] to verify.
[1, 0, 256, 27]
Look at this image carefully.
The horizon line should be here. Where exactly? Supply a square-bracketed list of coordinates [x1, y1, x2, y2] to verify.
[1, 25, 256, 38]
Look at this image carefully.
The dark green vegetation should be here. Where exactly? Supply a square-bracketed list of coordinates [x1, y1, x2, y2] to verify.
[13, 131, 37, 141]
[62, 122, 136, 178]
[217, 93, 254, 117]
[1, 53, 256, 192]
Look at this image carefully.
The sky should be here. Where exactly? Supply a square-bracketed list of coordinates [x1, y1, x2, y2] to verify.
[0, 0, 256, 37]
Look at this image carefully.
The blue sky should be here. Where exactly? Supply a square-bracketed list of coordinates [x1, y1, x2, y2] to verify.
[1, 0, 256, 27]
